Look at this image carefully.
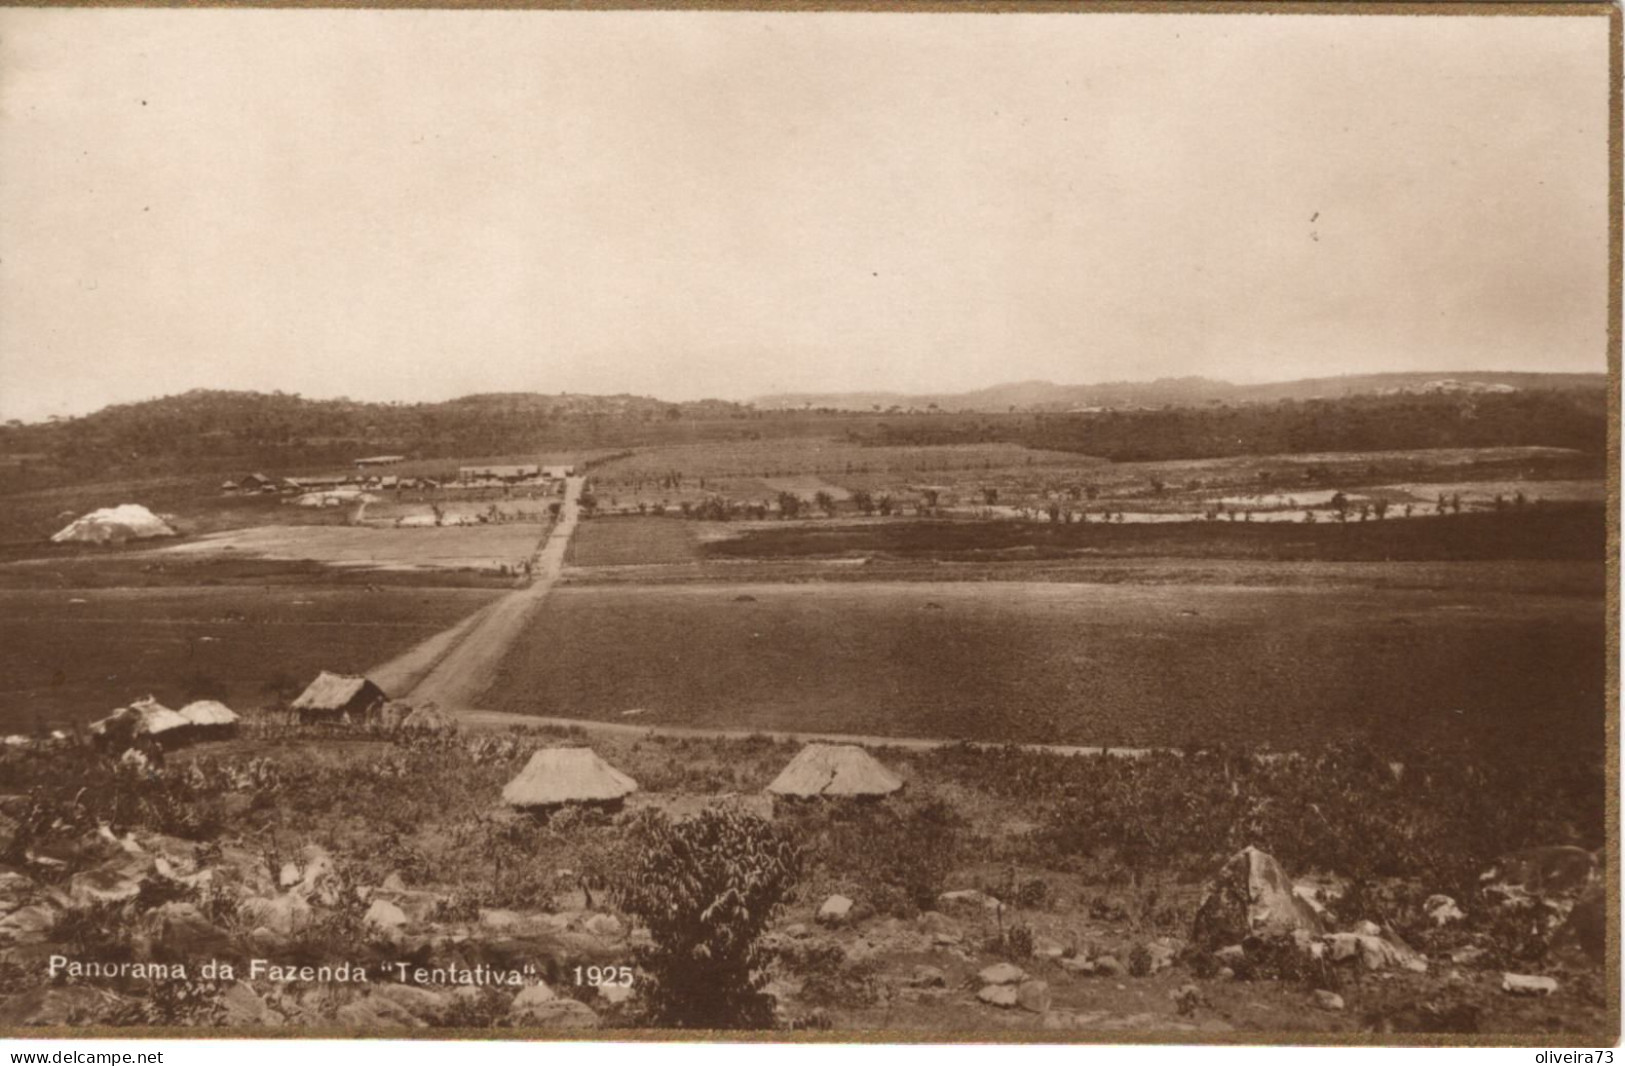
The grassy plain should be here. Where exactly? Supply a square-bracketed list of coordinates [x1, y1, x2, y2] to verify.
[482, 577, 1603, 758]
[0, 586, 499, 731]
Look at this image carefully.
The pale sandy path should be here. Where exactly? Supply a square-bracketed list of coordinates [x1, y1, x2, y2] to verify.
[372, 477, 583, 706]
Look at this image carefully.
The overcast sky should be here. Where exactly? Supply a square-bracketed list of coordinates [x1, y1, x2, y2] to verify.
[0, 9, 1610, 422]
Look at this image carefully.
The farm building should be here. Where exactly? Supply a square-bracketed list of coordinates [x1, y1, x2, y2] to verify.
[459, 465, 540, 484]
[502, 748, 638, 810]
[543, 465, 575, 479]
[241, 473, 277, 493]
[767, 743, 904, 799]
[51, 504, 176, 545]
[89, 696, 191, 751]
[219, 479, 239, 493]
[177, 700, 240, 740]
[355, 455, 407, 469]
[290, 671, 388, 723]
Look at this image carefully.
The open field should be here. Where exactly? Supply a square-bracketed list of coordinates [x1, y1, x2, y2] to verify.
[565, 517, 707, 568]
[0, 586, 499, 731]
[481, 577, 1603, 757]
[698, 506, 1606, 565]
[155, 523, 546, 574]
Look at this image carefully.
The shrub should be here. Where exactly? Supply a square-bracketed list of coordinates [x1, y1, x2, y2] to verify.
[614, 807, 801, 1029]
[1016, 878, 1051, 910]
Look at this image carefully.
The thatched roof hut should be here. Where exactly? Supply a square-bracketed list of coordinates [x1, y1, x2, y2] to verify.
[502, 748, 638, 810]
[290, 671, 387, 723]
[90, 696, 191, 751]
[766, 743, 904, 799]
[178, 700, 240, 738]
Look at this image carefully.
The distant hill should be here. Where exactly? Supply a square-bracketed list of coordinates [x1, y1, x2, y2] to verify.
[757, 371, 1609, 412]
[0, 389, 756, 490]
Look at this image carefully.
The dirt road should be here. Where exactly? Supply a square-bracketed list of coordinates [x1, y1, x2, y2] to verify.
[371, 476, 583, 706]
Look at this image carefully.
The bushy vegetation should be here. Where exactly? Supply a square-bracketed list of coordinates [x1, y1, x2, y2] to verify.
[923, 739, 1604, 905]
[613, 807, 803, 1029]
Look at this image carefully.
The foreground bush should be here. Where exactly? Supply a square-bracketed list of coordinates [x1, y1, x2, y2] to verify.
[614, 807, 801, 1029]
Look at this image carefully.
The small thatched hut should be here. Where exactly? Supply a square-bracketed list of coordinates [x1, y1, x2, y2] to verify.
[89, 696, 191, 752]
[290, 672, 387, 724]
[502, 748, 638, 810]
[766, 743, 904, 799]
[178, 700, 240, 741]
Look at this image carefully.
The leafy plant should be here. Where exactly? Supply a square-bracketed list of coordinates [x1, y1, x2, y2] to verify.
[614, 807, 801, 1029]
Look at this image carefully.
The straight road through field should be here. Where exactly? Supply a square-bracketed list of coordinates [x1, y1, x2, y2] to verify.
[371, 476, 583, 707]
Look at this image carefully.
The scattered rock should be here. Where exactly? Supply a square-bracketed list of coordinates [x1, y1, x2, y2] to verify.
[1292, 874, 1348, 919]
[1092, 955, 1126, 977]
[1425, 894, 1465, 927]
[479, 908, 521, 930]
[596, 983, 634, 1006]
[1450, 944, 1488, 967]
[510, 982, 557, 1009]
[1016, 979, 1051, 1013]
[334, 990, 429, 1029]
[1192, 846, 1324, 949]
[1144, 937, 1181, 973]
[509, 986, 597, 1028]
[216, 982, 284, 1027]
[783, 922, 810, 939]
[817, 895, 854, 925]
[1214, 944, 1246, 965]
[1325, 932, 1427, 973]
[583, 913, 623, 939]
[1501, 973, 1558, 997]
[977, 984, 1018, 1008]
[1059, 956, 1095, 975]
[908, 965, 947, 988]
[0, 986, 128, 1026]
[67, 859, 147, 907]
[151, 901, 233, 957]
[978, 962, 1026, 985]
[242, 892, 312, 937]
[279, 862, 301, 889]
[365, 898, 408, 931]
[1313, 989, 1345, 1012]
[939, 889, 1003, 914]
[381, 871, 407, 893]
[0, 904, 55, 945]
[1171, 984, 1202, 1016]
[1031, 937, 1065, 959]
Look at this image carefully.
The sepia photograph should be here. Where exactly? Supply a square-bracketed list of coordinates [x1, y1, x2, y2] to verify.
[0, 1, 1615, 1047]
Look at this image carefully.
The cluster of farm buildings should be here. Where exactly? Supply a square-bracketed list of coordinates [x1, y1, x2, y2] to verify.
[220, 460, 575, 503]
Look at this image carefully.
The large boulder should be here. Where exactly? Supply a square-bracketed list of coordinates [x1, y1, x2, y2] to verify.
[1192, 847, 1324, 948]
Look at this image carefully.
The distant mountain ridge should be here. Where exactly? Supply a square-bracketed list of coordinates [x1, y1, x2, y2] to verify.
[756, 371, 1608, 412]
